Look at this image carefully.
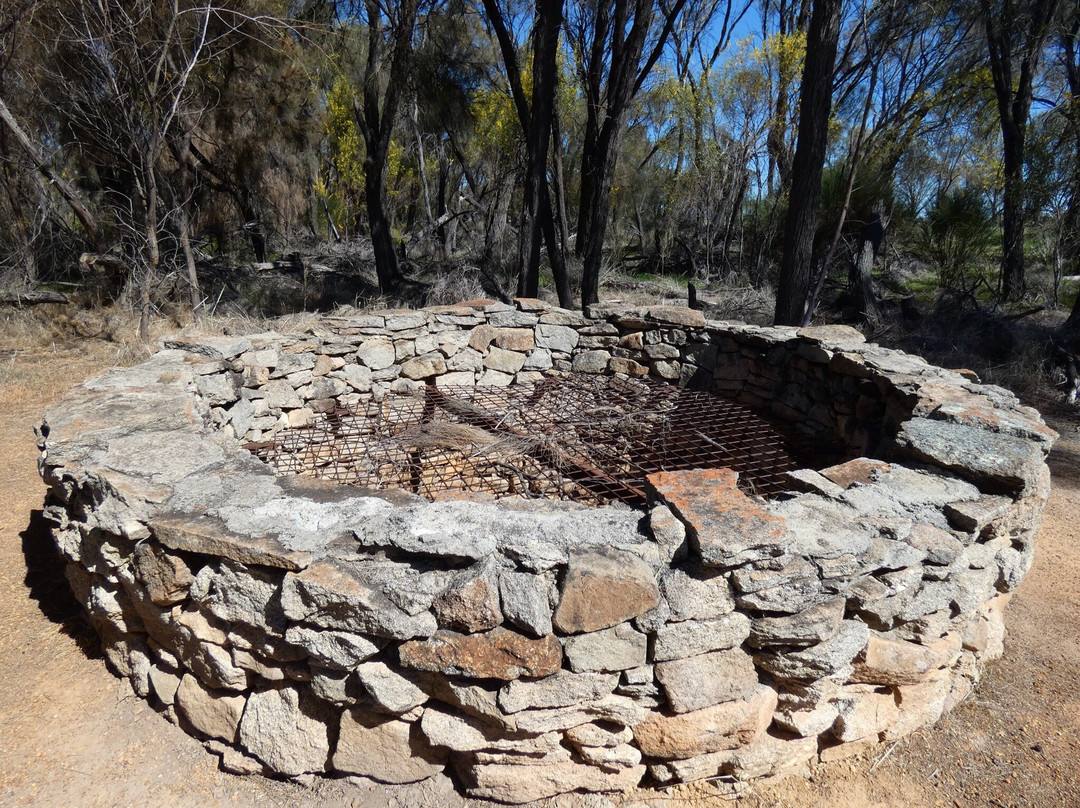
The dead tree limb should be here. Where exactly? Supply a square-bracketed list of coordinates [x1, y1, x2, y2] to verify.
[0, 96, 102, 250]
[0, 290, 69, 305]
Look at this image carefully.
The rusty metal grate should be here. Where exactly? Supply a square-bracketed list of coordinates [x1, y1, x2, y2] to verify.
[246, 375, 803, 506]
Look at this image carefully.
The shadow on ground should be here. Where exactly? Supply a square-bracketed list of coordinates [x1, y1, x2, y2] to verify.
[20, 507, 101, 658]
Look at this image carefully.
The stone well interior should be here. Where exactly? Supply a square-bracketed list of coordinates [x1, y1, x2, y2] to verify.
[37, 299, 1056, 804]
[246, 374, 807, 506]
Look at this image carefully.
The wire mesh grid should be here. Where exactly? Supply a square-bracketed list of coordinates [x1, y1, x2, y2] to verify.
[246, 375, 804, 506]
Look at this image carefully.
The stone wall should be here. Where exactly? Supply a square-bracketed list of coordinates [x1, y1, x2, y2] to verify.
[38, 298, 1056, 803]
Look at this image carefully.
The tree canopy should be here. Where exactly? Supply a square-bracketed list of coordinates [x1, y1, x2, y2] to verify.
[1, 0, 1078, 327]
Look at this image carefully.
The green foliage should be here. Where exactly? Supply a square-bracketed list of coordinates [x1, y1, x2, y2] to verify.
[920, 187, 997, 294]
[325, 75, 366, 198]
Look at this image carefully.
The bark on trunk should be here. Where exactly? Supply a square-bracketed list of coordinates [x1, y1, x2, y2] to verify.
[540, 185, 574, 308]
[1061, 24, 1080, 332]
[983, 0, 1061, 303]
[579, 120, 625, 308]
[518, 0, 563, 299]
[850, 204, 885, 319]
[366, 156, 402, 292]
[1000, 126, 1026, 300]
[177, 204, 202, 320]
[239, 192, 267, 264]
[139, 167, 160, 342]
[774, 0, 842, 326]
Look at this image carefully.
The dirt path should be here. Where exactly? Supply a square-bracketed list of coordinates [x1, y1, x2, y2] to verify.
[0, 348, 1076, 808]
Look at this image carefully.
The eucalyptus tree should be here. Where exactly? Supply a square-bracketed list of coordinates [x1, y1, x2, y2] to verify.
[481, 0, 573, 306]
[1056, 0, 1080, 329]
[774, 0, 843, 325]
[566, 0, 690, 309]
[332, 0, 427, 294]
[981, 0, 1061, 302]
[810, 0, 979, 320]
[32, 0, 226, 336]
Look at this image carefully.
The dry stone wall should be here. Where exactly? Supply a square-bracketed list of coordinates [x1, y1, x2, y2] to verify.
[38, 298, 1055, 803]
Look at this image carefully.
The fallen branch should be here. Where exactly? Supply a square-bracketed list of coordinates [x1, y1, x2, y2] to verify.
[0, 290, 69, 305]
[1004, 303, 1048, 321]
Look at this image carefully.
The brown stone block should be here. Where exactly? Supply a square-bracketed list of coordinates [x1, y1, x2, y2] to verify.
[398, 628, 562, 680]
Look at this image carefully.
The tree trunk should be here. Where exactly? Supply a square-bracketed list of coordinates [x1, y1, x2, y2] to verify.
[437, 148, 450, 255]
[139, 167, 160, 342]
[551, 102, 572, 260]
[239, 191, 268, 263]
[0, 290, 69, 305]
[850, 203, 885, 319]
[774, 0, 843, 326]
[517, 0, 563, 299]
[575, 120, 599, 258]
[1000, 122, 1026, 300]
[1060, 24, 1080, 331]
[307, 161, 321, 238]
[539, 185, 574, 308]
[983, 0, 1061, 303]
[365, 155, 403, 292]
[177, 204, 202, 321]
[580, 118, 626, 309]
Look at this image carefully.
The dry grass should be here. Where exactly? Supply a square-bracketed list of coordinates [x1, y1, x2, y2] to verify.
[0, 306, 157, 402]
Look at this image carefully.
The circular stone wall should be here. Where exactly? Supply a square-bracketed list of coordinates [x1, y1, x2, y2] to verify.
[37, 299, 1056, 803]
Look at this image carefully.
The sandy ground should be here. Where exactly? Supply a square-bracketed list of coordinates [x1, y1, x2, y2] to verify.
[0, 344, 1077, 808]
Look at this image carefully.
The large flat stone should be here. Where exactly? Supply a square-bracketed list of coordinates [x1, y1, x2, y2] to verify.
[132, 543, 193, 605]
[151, 515, 311, 571]
[510, 694, 653, 734]
[553, 547, 659, 633]
[355, 661, 429, 714]
[893, 417, 1046, 495]
[653, 613, 751, 661]
[498, 671, 619, 714]
[832, 685, 900, 742]
[633, 685, 777, 759]
[284, 625, 383, 669]
[647, 306, 707, 327]
[755, 620, 870, 682]
[333, 709, 446, 783]
[175, 674, 245, 742]
[660, 566, 735, 621]
[498, 570, 554, 637]
[398, 628, 562, 680]
[164, 335, 253, 360]
[647, 469, 791, 567]
[654, 648, 757, 713]
[852, 631, 954, 686]
[432, 557, 503, 633]
[534, 324, 579, 353]
[418, 707, 557, 753]
[466, 760, 644, 803]
[563, 623, 648, 673]
[484, 347, 527, 374]
[281, 559, 437, 640]
[748, 597, 846, 648]
[238, 686, 332, 776]
[427, 677, 518, 731]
